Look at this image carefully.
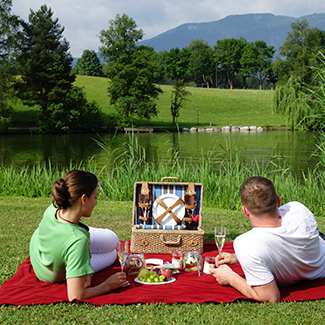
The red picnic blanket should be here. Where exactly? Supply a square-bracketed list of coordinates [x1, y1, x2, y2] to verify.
[1, 242, 325, 305]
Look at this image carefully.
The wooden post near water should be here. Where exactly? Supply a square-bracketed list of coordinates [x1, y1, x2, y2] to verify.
[124, 128, 153, 134]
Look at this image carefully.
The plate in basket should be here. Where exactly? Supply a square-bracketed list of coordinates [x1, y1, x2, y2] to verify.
[152, 193, 185, 226]
[134, 277, 176, 285]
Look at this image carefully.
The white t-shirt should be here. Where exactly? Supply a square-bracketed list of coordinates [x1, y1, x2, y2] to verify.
[234, 201, 325, 286]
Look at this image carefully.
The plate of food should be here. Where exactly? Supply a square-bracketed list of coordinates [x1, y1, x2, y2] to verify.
[145, 258, 163, 269]
[135, 269, 176, 285]
[135, 277, 176, 285]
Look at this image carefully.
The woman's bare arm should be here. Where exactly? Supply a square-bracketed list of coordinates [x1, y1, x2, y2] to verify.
[66, 272, 128, 301]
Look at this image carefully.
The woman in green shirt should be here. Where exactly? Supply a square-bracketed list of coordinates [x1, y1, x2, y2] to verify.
[30, 170, 128, 301]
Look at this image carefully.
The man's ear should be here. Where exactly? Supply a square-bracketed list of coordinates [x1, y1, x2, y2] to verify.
[277, 195, 281, 207]
[242, 205, 250, 218]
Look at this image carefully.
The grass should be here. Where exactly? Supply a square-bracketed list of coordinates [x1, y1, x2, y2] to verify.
[1, 196, 325, 324]
[10, 75, 287, 129]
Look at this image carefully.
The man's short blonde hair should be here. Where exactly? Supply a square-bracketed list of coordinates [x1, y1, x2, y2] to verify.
[240, 176, 278, 216]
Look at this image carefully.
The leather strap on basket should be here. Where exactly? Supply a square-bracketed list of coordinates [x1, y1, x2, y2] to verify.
[185, 182, 196, 196]
[155, 196, 183, 224]
[140, 182, 150, 195]
[185, 183, 197, 209]
[184, 183, 197, 223]
[138, 182, 152, 222]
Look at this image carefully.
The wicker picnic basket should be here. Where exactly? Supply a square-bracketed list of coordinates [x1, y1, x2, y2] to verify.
[130, 177, 205, 254]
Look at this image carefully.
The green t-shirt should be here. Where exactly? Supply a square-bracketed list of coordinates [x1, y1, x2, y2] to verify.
[30, 204, 94, 283]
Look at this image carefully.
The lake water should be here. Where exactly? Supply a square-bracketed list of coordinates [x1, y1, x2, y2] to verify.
[0, 130, 320, 178]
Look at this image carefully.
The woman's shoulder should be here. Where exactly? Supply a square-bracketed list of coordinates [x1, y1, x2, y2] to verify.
[44, 204, 57, 215]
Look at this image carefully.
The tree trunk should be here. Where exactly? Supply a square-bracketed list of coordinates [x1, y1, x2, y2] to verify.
[227, 71, 233, 89]
[215, 64, 218, 88]
[242, 76, 246, 90]
[202, 74, 209, 88]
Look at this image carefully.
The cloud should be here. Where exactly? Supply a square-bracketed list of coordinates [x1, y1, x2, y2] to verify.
[11, 0, 325, 57]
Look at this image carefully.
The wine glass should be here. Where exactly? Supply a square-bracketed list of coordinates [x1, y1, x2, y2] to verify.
[117, 240, 129, 272]
[214, 226, 226, 255]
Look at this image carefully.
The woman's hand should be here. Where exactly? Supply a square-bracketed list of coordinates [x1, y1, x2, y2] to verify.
[104, 272, 129, 290]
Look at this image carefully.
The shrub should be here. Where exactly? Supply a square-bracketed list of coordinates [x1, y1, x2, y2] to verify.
[38, 86, 104, 133]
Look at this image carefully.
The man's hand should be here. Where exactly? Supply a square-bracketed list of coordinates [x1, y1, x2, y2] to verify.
[216, 252, 238, 267]
[209, 264, 234, 285]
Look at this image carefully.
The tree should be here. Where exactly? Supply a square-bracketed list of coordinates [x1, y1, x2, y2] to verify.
[16, 5, 75, 114]
[214, 38, 246, 89]
[273, 20, 325, 85]
[170, 80, 190, 125]
[99, 13, 143, 60]
[273, 21, 325, 130]
[254, 41, 275, 90]
[307, 52, 325, 129]
[151, 50, 168, 85]
[188, 39, 215, 88]
[241, 40, 275, 90]
[164, 47, 191, 82]
[39, 86, 103, 133]
[99, 13, 162, 125]
[107, 45, 162, 120]
[76, 50, 103, 76]
[240, 41, 255, 89]
[0, 0, 20, 130]
[273, 75, 312, 129]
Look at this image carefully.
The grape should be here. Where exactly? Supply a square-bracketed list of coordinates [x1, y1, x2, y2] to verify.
[138, 270, 167, 283]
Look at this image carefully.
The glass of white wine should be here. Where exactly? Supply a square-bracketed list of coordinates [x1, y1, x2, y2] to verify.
[214, 226, 226, 255]
[117, 240, 129, 272]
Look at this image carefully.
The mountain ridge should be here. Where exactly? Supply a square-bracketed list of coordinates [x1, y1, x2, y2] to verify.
[138, 13, 325, 56]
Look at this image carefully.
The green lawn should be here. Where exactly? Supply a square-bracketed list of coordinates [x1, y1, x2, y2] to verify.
[74, 75, 287, 128]
[1, 196, 325, 324]
[10, 75, 287, 129]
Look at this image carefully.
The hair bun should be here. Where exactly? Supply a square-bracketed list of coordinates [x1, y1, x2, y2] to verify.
[52, 178, 71, 209]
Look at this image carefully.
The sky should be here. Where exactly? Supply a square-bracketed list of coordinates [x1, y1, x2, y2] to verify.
[11, 0, 325, 58]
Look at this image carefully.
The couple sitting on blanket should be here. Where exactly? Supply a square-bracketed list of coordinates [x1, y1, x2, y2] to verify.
[30, 171, 325, 302]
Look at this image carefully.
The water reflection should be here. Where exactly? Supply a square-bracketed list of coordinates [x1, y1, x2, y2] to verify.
[0, 130, 319, 179]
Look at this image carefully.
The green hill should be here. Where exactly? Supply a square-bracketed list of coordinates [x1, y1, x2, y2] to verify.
[11, 75, 287, 130]
[75, 75, 286, 129]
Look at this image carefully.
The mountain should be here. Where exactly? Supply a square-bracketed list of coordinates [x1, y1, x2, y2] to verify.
[138, 13, 325, 56]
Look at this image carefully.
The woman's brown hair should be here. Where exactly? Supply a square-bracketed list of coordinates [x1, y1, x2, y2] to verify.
[52, 170, 98, 209]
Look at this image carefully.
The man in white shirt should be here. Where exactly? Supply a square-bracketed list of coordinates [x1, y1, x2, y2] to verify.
[210, 176, 325, 302]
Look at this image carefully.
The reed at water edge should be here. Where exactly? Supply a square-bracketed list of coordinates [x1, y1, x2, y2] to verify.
[1, 133, 325, 218]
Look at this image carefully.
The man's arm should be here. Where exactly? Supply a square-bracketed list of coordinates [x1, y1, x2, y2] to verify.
[209, 265, 281, 302]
